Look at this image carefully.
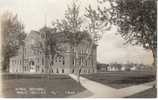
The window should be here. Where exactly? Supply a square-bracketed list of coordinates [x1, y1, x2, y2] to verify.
[49, 56, 52, 60]
[63, 60, 65, 65]
[31, 61, 35, 65]
[37, 66, 40, 71]
[79, 69, 81, 73]
[42, 69, 44, 72]
[42, 58, 44, 65]
[24, 66, 26, 71]
[52, 69, 53, 73]
[55, 57, 57, 62]
[72, 69, 74, 73]
[41, 34, 44, 38]
[73, 59, 75, 65]
[37, 58, 39, 63]
[59, 57, 61, 62]
[62, 69, 64, 73]
[72, 48, 74, 52]
[24, 48, 26, 55]
[79, 58, 81, 65]
[56, 69, 59, 73]
[20, 60, 21, 65]
[93, 69, 94, 73]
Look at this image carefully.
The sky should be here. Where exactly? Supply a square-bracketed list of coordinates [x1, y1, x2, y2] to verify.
[0, 0, 153, 65]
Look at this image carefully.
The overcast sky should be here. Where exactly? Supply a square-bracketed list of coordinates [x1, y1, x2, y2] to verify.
[0, 0, 153, 65]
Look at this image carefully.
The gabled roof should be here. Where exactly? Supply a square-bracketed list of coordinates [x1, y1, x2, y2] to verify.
[25, 30, 41, 42]
[25, 26, 96, 47]
[40, 26, 57, 34]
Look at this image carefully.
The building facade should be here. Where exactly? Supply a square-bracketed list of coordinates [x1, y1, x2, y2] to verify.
[9, 27, 97, 74]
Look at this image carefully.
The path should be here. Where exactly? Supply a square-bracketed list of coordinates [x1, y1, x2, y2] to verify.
[69, 74, 156, 98]
[68, 90, 93, 98]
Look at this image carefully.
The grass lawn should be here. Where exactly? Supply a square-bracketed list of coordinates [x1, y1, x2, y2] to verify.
[127, 88, 157, 98]
[81, 71, 156, 98]
[81, 71, 156, 89]
[2, 74, 86, 98]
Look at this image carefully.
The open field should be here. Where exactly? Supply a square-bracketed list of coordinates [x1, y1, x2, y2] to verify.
[127, 88, 157, 98]
[1, 71, 156, 98]
[2, 74, 86, 98]
[81, 71, 156, 98]
[82, 71, 156, 89]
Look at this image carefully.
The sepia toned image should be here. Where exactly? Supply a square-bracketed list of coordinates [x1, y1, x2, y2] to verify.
[0, 0, 157, 98]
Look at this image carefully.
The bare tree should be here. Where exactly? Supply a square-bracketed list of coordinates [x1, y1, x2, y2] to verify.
[30, 27, 59, 74]
[52, 1, 110, 82]
[1, 11, 26, 72]
[52, 1, 85, 82]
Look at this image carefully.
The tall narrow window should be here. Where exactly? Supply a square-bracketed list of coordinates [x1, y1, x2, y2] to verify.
[72, 69, 74, 73]
[62, 69, 64, 73]
[38, 58, 39, 63]
[42, 58, 44, 65]
[73, 59, 75, 66]
[42, 69, 44, 72]
[56, 68, 59, 73]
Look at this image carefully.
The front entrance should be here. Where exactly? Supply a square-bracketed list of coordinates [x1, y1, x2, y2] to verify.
[29, 61, 36, 73]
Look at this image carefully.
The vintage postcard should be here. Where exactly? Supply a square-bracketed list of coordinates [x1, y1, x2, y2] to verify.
[0, 0, 157, 98]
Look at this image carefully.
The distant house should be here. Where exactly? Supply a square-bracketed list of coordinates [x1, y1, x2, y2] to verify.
[97, 63, 122, 72]
[97, 63, 153, 72]
[9, 27, 97, 74]
[97, 64, 109, 72]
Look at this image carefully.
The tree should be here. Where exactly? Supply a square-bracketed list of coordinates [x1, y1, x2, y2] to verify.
[97, 0, 157, 68]
[53, 1, 94, 82]
[52, 1, 83, 33]
[1, 11, 26, 72]
[30, 27, 59, 73]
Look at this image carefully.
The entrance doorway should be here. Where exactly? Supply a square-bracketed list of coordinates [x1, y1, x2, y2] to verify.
[29, 61, 36, 73]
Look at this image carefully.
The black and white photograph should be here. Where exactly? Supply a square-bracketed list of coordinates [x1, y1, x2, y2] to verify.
[0, 0, 157, 98]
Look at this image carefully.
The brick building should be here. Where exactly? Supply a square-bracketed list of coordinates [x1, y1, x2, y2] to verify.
[9, 27, 97, 74]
